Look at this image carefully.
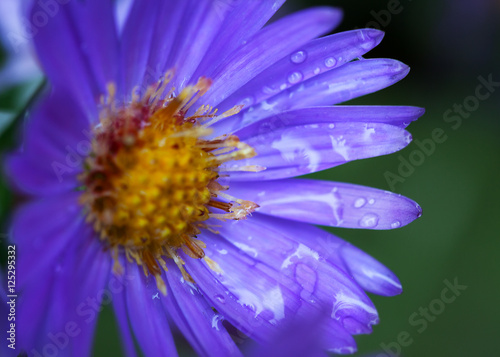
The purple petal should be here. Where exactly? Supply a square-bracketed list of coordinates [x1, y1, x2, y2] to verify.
[182, 246, 292, 343]
[29, 2, 106, 117]
[113, 292, 139, 357]
[244, 214, 402, 297]
[211, 217, 379, 336]
[249, 311, 331, 357]
[166, 1, 234, 90]
[184, 224, 373, 351]
[338, 243, 403, 297]
[115, 0, 134, 34]
[5, 90, 89, 195]
[224, 122, 411, 180]
[234, 105, 425, 140]
[202, 7, 343, 107]
[10, 193, 82, 290]
[227, 179, 422, 230]
[125, 263, 178, 357]
[62, 0, 119, 98]
[69, 237, 112, 357]
[212, 58, 410, 135]
[190, 0, 287, 83]
[163, 260, 243, 357]
[217, 29, 384, 114]
[119, 0, 161, 95]
[14, 215, 110, 355]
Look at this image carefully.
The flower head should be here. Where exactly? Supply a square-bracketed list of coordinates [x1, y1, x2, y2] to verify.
[5, 1, 423, 356]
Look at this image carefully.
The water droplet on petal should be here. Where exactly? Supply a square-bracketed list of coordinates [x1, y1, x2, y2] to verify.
[391, 220, 402, 228]
[368, 198, 375, 205]
[290, 50, 307, 64]
[359, 213, 379, 228]
[354, 198, 366, 208]
[314, 67, 321, 75]
[288, 71, 303, 84]
[328, 123, 335, 129]
[325, 57, 337, 68]
[262, 85, 280, 95]
[240, 96, 254, 107]
[214, 294, 226, 304]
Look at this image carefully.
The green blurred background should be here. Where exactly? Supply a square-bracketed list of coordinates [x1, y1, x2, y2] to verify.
[1, 0, 499, 356]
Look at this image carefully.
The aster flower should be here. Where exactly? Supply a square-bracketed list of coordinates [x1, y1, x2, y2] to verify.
[5, 1, 423, 356]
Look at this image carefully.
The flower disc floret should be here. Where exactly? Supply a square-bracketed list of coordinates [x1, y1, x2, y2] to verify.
[79, 75, 259, 293]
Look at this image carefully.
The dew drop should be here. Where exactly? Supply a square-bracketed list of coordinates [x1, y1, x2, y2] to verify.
[290, 50, 307, 64]
[354, 198, 366, 208]
[314, 67, 321, 75]
[416, 203, 423, 217]
[214, 294, 226, 304]
[391, 220, 402, 229]
[359, 213, 379, 228]
[240, 96, 254, 107]
[328, 123, 335, 129]
[288, 71, 303, 84]
[368, 198, 375, 205]
[325, 57, 337, 68]
[262, 85, 280, 95]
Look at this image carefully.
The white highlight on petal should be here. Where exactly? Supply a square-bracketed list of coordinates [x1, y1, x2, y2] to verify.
[329, 135, 350, 161]
[332, 292, 378, 324]
[230, 284, 285, 324]
[281, 243, 320, 269]
[261, 188, 343, 226]
[271, 133, 321, 172]
[330, 347, 357, 354]
[233, 242, 259, 258]
[264, 286, 285, 324]
[361, 268, 402, 289]
[363, 124, 376, 142]
[211, 314, 224, 331]
[354, 197, 366, 208]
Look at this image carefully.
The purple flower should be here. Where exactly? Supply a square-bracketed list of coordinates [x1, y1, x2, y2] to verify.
[4, 1, 423, 356]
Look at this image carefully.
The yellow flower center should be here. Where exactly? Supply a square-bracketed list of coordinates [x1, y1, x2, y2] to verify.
[79, 73, 261, 294]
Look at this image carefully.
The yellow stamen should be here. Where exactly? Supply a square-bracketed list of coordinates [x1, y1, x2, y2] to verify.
[79, 73, 259, 294]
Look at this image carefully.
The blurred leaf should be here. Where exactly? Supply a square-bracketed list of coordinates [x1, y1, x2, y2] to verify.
[0, 111, 15, 136]
[11, 76, 45, 110]
[0, 76, 45, 146]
